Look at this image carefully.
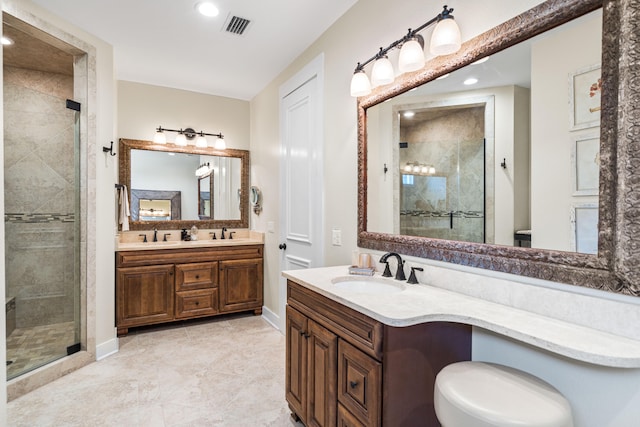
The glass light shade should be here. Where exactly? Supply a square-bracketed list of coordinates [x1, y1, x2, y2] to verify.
[370, 57, 394, 87]
[398, 38, 425, 73]
[214, 136, 226, 150]
[350, 70, 372, 97]
[195, 134, 208, 148]
[430, 18, 462, 56]
[429, 166, 436, 174]
[421, 165, 429, 174]
[404, 164, 412, 172]
[154, 130, 167, 144]
[175, 133, 188, 146]
[412, 165, 420, 173]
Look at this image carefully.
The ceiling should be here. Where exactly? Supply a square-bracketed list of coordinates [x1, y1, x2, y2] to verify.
[27, 0, 358, 100]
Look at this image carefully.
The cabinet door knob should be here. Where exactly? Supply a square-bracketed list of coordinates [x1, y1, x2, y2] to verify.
[349, 380, 359, 389]
[195, 275, 200, 279]
[195, 301, 199, 306]
[169, 271, 174, 276]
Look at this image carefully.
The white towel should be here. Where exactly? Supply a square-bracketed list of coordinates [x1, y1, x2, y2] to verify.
[118, 185, 130, 231]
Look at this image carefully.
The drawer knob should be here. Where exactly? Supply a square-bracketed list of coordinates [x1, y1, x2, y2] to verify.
[349, 380, 359, 389]
[195, 275, 200, 279]
[195, 301, 200, 306]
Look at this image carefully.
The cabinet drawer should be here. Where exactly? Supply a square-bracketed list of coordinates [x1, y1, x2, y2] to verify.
[175, 289, 219, 318]
[338, 404, 366, 427]
[175, 262, 218, 291]
[288, 280, 383, 359]
[338, 340, 381, 427]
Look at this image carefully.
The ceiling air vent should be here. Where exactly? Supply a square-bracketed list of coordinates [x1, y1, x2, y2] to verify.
[224, 16, 251, 35]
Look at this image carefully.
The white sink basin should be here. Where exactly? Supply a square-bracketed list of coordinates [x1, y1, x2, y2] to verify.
[331, 277, 405, 294]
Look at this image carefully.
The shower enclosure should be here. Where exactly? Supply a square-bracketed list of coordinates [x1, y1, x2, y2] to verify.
[400, 139, 486, 243]
[4, 14, 82, 380]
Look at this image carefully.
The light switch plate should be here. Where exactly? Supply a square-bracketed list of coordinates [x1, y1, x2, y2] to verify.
[332, 228, 342, 246]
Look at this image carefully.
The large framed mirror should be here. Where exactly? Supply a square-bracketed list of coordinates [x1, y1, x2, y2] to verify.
[358, 0, 640, 296]
[119, 138, 249, 230]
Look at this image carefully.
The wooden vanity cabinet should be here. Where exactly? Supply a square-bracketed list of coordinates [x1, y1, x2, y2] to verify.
[116, 245, 263, 336]
[286, 279, 471, 427]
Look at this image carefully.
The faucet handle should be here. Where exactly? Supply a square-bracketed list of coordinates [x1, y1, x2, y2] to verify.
[138, 234, 148, 243]
[407, 267, 424, 284]
[381, 261, 392, 277]
[163, 233, 171, 242]
[209, 231, 217, 240]
[395, 261, 406, 281]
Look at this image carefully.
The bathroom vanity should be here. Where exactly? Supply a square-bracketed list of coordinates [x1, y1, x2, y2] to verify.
[284, 266, 640, 427]
[115, 232, 263, 336]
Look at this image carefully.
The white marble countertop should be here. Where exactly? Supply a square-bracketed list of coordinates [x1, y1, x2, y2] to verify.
[283, 265, 640, 368]
[116, 230, 264, 251]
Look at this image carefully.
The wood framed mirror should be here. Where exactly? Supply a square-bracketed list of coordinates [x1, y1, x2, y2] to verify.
[358, 0, 640, 296]
[119, 138, 249, 231]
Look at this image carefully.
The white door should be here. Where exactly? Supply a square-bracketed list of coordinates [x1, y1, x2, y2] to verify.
[278, 55, 324, 332]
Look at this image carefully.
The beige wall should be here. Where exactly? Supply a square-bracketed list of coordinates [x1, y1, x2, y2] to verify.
[117, 81, 250, 149]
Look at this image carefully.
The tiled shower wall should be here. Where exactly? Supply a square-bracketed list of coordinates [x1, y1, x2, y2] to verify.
[400, 106, 485, 243]
[3, 65, 76, 328]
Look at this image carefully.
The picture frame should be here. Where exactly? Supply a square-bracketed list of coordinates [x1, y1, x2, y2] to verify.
[571, 132, 600, 196]
[569, 64, 601, 131]
[570, 203, 598, 254]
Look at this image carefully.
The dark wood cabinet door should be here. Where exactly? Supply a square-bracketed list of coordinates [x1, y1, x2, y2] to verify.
[286, 305, 308, 421]
[116, 264, 175, 331]
[307, 320, 338, 427]
[338, 340, 381, 427]
[219, 258, 263, 312]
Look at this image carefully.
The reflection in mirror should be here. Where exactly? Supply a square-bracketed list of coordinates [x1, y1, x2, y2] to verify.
[119, 138, 249, 231]
[139, 199, 172, 220]
[198, 174, 212, 219]
[366, 9, 602, 254]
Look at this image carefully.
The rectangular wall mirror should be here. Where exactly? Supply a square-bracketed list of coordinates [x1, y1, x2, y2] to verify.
[119, 138, 249, 230]
[358, 0, 640, 297]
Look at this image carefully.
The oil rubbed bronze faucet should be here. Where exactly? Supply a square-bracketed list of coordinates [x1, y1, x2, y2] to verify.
[379, 252, 406, 281]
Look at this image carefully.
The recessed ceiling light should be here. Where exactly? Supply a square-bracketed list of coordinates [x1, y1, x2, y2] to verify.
[436, 73, 450, 80]
[464, 78, 479, 85]
[472, 56, 490, 65]
[403, 111, 415, 118]
[196, 2, 219, 17]
[2, 36, 14, 46]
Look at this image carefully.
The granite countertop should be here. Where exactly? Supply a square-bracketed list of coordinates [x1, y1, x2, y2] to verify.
[116, 230, 264, 251]
[283, 265, 640, 368]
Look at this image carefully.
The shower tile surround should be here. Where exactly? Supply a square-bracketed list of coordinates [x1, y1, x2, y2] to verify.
[400, 106, 486, 243]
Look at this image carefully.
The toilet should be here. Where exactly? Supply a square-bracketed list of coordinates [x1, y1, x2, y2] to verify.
[434, 361, 573, 427]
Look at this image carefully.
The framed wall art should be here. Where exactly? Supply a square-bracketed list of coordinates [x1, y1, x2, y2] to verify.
[571, 132, 600, 196]
[569, 64, 601, 131]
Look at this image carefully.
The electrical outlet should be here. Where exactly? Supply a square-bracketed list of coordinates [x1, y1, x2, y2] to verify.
[332, 228, 342, 246]
[267, 221, 275, 233]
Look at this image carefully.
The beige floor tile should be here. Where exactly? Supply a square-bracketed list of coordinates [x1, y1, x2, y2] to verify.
[7, 314, 304, 427]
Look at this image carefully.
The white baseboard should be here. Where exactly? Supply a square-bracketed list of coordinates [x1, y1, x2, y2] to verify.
[261, 305, 283, 334]
[96, 335, 119, 360]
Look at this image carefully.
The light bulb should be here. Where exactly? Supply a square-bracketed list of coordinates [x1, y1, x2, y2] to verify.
[370, 56, 394, 87]
[154, 130, 166, 144]
[413, 164, 420, 173]
[421, 165, 429, 174]
[429, 166, 436, 174]
[214, 136, 226, 150]
[404, 164, 412, 172]
[350, 70, 371, 97]
[398, 37, 425, 73]
[196, 134, 208, 148]
[175, 132, 187, 146]
[430, 18, 461, 56]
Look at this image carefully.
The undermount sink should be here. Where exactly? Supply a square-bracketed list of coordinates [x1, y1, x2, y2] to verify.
[331, 277, 405, 294]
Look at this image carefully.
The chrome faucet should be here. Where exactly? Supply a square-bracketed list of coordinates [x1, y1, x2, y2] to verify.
[379, 252, 406, 281]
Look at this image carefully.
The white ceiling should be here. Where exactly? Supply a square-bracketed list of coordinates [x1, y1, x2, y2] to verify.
[30, 0, 358, 100]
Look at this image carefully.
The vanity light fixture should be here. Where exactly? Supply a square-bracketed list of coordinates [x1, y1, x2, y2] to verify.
[350, 5, 462, 97]
[195, 162, 212, 178]
[153, 126, 226, 149]
[1, 36, 14, 46]
[403, 162, 436, 175]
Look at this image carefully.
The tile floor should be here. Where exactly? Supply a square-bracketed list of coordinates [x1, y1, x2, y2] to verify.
[6, 321, 76, 380]
[7, 314, 305, 427]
